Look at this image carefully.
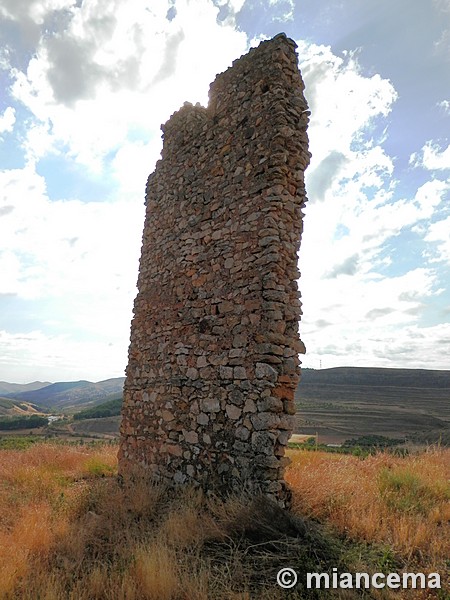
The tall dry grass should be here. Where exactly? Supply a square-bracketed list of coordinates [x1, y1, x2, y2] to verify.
[286, 447, 450, 571]
[0, 442, 448, 599]
[0, 443, 117, 599]
[0, 443, 302, 599]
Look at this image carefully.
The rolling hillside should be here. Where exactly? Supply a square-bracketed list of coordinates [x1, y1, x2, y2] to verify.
[300, 366, 450, 388]
[296, 367, 450, 445]
[7, 378, 125, 412]
[0, 397, 46, 417]
[3, 368, 449, 445]
[73, 395, 122, 420]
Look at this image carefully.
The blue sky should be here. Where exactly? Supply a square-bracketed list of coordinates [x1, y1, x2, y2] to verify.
[0, 0, 449, 383]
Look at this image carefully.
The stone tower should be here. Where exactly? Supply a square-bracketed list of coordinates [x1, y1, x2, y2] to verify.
[118, 33, 310, 506]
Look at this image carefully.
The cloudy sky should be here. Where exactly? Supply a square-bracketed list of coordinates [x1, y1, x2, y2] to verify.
[0, 0, 449, 383]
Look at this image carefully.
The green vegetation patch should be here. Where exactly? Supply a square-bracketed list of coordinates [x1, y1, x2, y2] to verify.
[0, 414, 48, 430]
[289, 435, 408, 457]
[0, 397, 15, 409]
[73, 396, 122, 420]
[344, 435, 406, 448]
[0, 436, 41, 449]
[378, 467, 450, 515]
[83, 456, 117, 477]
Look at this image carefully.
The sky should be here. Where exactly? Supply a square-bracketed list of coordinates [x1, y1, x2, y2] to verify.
[0, 0, 449, 383]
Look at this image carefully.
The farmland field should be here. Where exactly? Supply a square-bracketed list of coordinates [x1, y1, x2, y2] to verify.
[295, 367, 450, 445]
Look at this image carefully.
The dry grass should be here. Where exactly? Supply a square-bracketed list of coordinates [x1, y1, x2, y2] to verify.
[0, 442, 448, 599]
[286, 447, 450, 600]
[286, 447, 450, 570]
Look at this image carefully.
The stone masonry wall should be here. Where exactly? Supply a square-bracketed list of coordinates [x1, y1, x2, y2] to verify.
[118, 33, 310, 506]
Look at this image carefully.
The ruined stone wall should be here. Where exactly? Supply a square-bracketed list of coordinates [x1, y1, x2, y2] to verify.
[118, 33, 310, 505]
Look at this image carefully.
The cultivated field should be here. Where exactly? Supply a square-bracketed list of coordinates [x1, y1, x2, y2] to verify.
[0, 442, 448, 599]
[296, 368, 450, 445]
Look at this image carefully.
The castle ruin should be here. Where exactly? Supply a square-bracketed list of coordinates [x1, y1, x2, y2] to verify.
[118, 33, 310, 506]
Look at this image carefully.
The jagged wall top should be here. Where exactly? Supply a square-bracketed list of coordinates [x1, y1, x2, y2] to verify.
[160, 34, 308, 155]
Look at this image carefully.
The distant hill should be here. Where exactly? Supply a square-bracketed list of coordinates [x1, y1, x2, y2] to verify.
[296, 367, 450, 445]
[0, 397, 47, 417]
[7, 378, 125, 412]
[73, 395, 123, 420]
[0, 381, 51, 395]
[300, 367, 450, 388]
[4, 367, 449, 446]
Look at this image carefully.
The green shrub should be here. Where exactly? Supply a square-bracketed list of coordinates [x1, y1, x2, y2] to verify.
[378, 467, 446, 515]
[83, 457, 116, 477]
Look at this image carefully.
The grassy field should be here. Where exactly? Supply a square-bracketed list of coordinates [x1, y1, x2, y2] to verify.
[0, 416, 121, 445]
[0, 442, 448, 599]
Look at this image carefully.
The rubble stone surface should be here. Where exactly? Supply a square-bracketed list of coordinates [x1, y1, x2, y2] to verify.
[118, 33, 310, 506]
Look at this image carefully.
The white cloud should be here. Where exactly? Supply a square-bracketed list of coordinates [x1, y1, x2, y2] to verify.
[295, 42, 397, 220]
[0, 329, 126, 383]
[296, 43, 447, 284]
[437, 99, 450, 114]
[210, 0, 246, 27]
[434, 26, 450, 58]
[433, 0, 450, 13]
[410, 140, 450, 171]
[291, 42, 449, 372]
[302, 321, 450, 371]
[303, 267, 437, 329]
[424, 215, 450, 264]
[0, 0, 250, 381]
[225, 0, 246, 12]
[0, 165, 143, 342]
[0, 106, 16, 134]
[414, 179, 449, 217]
[269, 0, 294, 21]
[22, 121, 55, 163]
[1, 6, 448, 380]
[297, 42, 397, 168]
[8, 0, 248, 174]
[0, 0, 77, 49]
[0, 0, 75, 24]
[0, 251, 22, 294]
[111, 139, 161, 197]
[300, 268, 447, 370]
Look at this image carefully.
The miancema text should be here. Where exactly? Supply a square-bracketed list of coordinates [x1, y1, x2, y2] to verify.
[307, 569, 441, 590]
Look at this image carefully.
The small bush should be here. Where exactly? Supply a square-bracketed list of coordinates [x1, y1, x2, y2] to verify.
[379, 467, 448, 515]
[83, 457, 116, 477]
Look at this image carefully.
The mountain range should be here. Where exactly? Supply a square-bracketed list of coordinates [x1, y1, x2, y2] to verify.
[2, 366, 449, 440]
[0, 381, 51, 395]
[3, 378, 125, 412]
